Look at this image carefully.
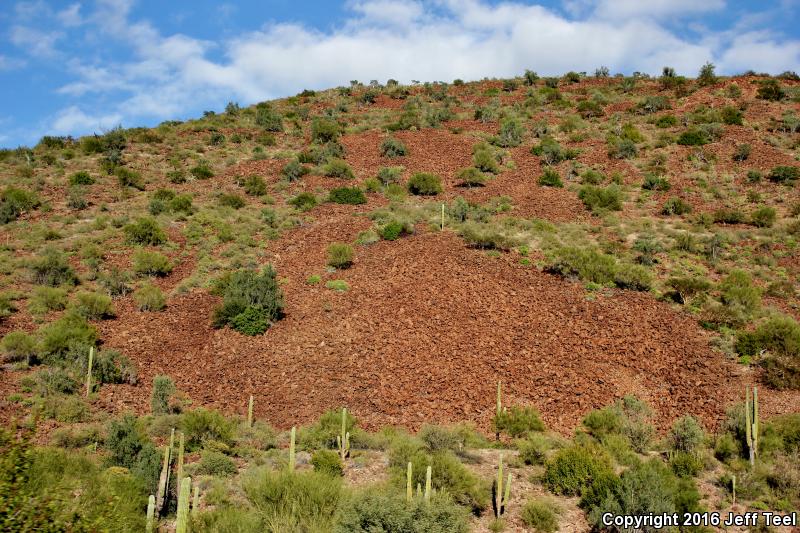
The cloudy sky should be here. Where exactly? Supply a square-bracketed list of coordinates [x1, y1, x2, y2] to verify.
[0, 0, 798, 147]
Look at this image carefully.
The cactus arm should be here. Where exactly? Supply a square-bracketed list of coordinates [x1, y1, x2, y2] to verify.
[192, 485, 200, 517]
[85, 346, 94, 397]
[289, 426, 296, 471]
[247, 395, 254, 428]
[503, 473, 512, 513]
[753, 387, 759, 461]
[424, 466, 432, 502]
[495, 453, 504, 517]
[745, 389, 753, 466]
[406, 462, 413, 503]
[146, 494, 156, 533]
[176, 477, 191, 533]
[176, 433, 185, 500]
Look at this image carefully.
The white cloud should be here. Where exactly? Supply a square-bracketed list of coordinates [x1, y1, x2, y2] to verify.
[10, 25, 63, 57]
[51, 106, 122, 134]
[590, 0, 726, 19]
[57, 3, 83, 27]
[0, 55, 26, 71]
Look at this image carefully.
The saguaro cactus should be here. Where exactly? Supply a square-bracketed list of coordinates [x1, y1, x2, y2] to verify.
[495, 381, 502, 441]
[176, 433, 185, 500]
[146, 494, 156, 533]
[176, 477, 191, 533]
[156, 439, 172, 513]
[406, 462, 413, 503]
[745, 387, 759, 466]
[424, 465, 432, 503]
[247, 395, 254, 428]
[192, 485, 200, 517]
[337, 408, 350, 460]
[288, 426, 296, 472]
[493, 453, 512, 518]
[85, 346, 94, 397]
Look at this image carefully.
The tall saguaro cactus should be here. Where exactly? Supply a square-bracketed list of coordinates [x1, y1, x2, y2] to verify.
[85, 346, 94, 397]
[406, 462, 413, 503]
[145, 494, 156, 533]
[337, 408, 350, 461]
[745, 386, 759, 466]
[288, 426, 296, 472]
[495, 381, 502, 441]
[424, 466, 432, 503]
[247, 395, 254, 428]
[493, 453, 512, 518]
[176, 432, 185, 500]
[176, 477, 192, 533]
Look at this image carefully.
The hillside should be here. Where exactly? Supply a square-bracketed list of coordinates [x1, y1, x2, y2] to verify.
[1, 69, 799, 531]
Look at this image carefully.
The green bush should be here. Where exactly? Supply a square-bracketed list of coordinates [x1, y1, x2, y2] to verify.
[133, 283, 165, 311]
[29, 247, 78, 286]
[607, 137, 638, 159]
[543, 444, 613, 496]
[546, 247, 617, 285]
[190, 162, 214, 179]
[518, 433, 551, 465]
[613, 263, 652, 291]
[312, 118, 342, 143]
[377, 166, 403, 185]
[115, 167, 145, 190]
[407, 172, 442, 195]
[668, 416, 705, 454]
[28, 286, 68, 315]
[472, 147, 500, 174]
[520, 499, 560, 532]
[150, 375, 175, 415]
[124, 217, 167, 245]
[494, 406, 545, 438]
[455, 167, 487, 187]
[768, 165, 799, 184]
[1, 331, 37, 364]
[407, 450, 488, 513]
[713, 207, 744, 224]
[71, 291, 114, 320]
[669, 451, 704, 478]
[311, 449, 344, 477]
[538, 168, 563, 187]
[255, 103, 284, 131]
[418, 425, 465, 454]
[751, 206, 776, 228]
[329, 187, 366, 205]
[69, 171, 95, 186]
[241, 175, 267, 196]
[677, 128, 709, 146]
[335, 490, 469, 533]
[379, 220, 410, 241]
[578, 185, 623, 213]
[733, 144, 751, 161]
[577, 100, 603, 118]
[0, 187, 39, 224]
[380, 137, 408, 158]
[282, 159, 309, 182]
[212, 266, 285, 335]
[495, 117, 525, 147]
[297, 408, 357, 450]
[719, 269, 761, 314]
[169, 194, 193, 214]
[132, 250, 172, 276]
[219, 193, 246, 209]
[196, 450, 237, 477]
[531, 136, 577, 165]
[182, 408, 236, 450]
[721, 105, 743, 125]
[642, 174, 671, 191]
[757, 79, 785, 101]
[323, 159, 356, 180]
[735, 315, 800, 358]
[661, 197, 691, 215]
[327, 243, 354, 269]
[289, 192, 318, 212]
[654, 114, 677, 128]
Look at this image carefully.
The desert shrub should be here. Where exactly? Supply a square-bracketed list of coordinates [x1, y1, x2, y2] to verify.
[242, 468, 341, 530]
[654, 114, 678, 128]
[132, 250, 172, 276]
[196, 450, 237, 477]
[520, 499, 560, 533]
[28, 286, 68, 315]
[578, 185, 623, 213]
[182, 408, 235, 450]
[458, 222, 523, 251]
[543, 444, 613, 496]
[751, 206, 776, 228]
[29, 247, 78, 286]
[124, 217, 166, 245]
[472, 146, 500, 174]
[115, 167, 144, 190]
[407, 173, 442, 195]
[665, 277, 711, 304]
[642, 174, 671, 191]
[583, 407, 623, 439]
[50, 424, 103, 449]
[733, 144, 751, 161]
[297, 408, 357, 450]
[721, 106, 743, 125]
[757, 79, 785, 101]
[668, 416, 705, 454]
[677, 128, 708, 146]
[282, 159, 309, 182]
[531, 136, 577, 165]
[255, 103, 284, 131]
[719, 269, 761, 315]
[98, 268, 132, 298]
[323, 159, 356, 180]
[134, 283, 165, 311]
[697, 62, 717, 86]
[212, 266, 285, 335]
[735, 315, 800, 359]
[518, 433, 551, 465]
[546, 247, 617, 285]
[312, 118, 342, 143]
[190, 162, 214, 179]
[580, 169, 604, 185]
[607, 137, 637, 159]
[327, 243, 354, 269]
[661, 197, 691, 215]
[377, 166, 403, 185]
[0, 187, 39, 224]
[335, 490, 469, 533]
[613, 263, 652, 291]
[379, 220, 411, 241]
[329, 187, 366, 205]
[713, 207, 744, 224]
[209, 132, 225, 146]
[669, 451, 704, 478]
[169, 194, 193, 214]
[495, 117, 525, 147]
[311, 449, 344, 477]
[150, 375, 175, 415]
[31, 366, 79, 395]
[538, 168, 563, 187]
[380, 137, 408, 158]
[768, 165, 799, 184]
[455, 167, 487, 187]
[406, 450, 487, 513]
[494, 406, 545, 438]
[1, 331, 37, 364]
[289, 192, 317, 212]
[71, 291, 114, 320]
[577, 99, 603, 118]
[68, 171, 95, 186]
[714, 433, 739, 462]
[219, 193, 245, 209]
[241, 175, 267, 196]
[91, 349, 136, 386]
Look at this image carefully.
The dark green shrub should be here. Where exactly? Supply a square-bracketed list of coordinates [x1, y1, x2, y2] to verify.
[531, 136, 577, 165]
[495, 117, 525, 147]
[538, 168, 563, 187]
[312, 118, 341, 143]
[719, 269, 761, 314]
[1, 331, 36, 364]
[299, 142, 346, 164]
[335, 490, 469, 533]
[721, 106, 743, 125]
[661, 197, 691, 215]
[757, 79, 785, 101]
[212, 266, 285, 335]
[472, 147, 500, 174]
[289, 192, 318, 212]
[219, 193, 245, 209]
[639, 95, 671, 114]
[735, 315, 800, 358]
[518, 433, 551, 465]
[697, 62, 717, 86]
[578, 185, 623, 213]
[407, 173, 442, 195]
[669, 451, 704, 478]
[37, 311, 97, 362]
[132, 250, 172, 276]
[255, 103, 284, 131]
[546, 247, 617, 285]
[91, 349, 136, 386]
[71, 291, 114, 320]
[282, 159, 309, 182]
[642, 174, 670, 191]
[169, 194, 193, 214]
[768, 165, 799, 184]
[607, 137, 637, 159]
[209, 132, 225, 146]
[329, 187, 366, 205]
[380, 137, 407, 158]
[124, 217, 166, 245]
[379, 220, 410, 241]
[713, 208, 745, 224]
[311, 449, 344, 477]
[520, 499, 560, 532]
[654, 114, 678, 128]
[182, 408, 235, 450]
[733, 144, 751, 161]
[69, 171, 95, 185]
[377, 166, 403, 185]
[134, 283, 165, 311]
[577, 100, 603, 118]
[668, 416, 705, 454]
[543, 444, 613, 495]
[665, 277, 711, 304]
[493, 406, 545, 438]
[241, 175, 267, 196]
[230, 307, 269, 336]
[150, 375, 175, 415]
[0, 187, 39, 224]
[323, 159, 355, 180]
[455, 167, 487, 187]
[115, 167, 144, 190]
[751, 206, 776, 227]
[327, 243, 354, 269]
[98, 267, 132, 298]
[29, 247, 78, 286]
[612, 263, 652, 291]
[190, 162, 214, 179]
[583, 407, 623, 439]
[677, 128, 709, 146]
[196, 450, 237, 476]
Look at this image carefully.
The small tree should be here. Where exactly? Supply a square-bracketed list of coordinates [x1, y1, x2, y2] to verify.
[697, 62, 717, 87]
[151, 375, 176, 415]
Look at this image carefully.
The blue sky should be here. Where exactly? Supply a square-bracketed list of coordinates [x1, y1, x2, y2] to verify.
[1, 0, 798, 148]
